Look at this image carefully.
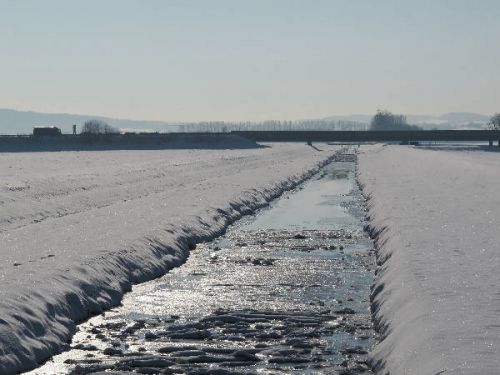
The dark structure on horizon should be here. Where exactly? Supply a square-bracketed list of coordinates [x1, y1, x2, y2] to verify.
[232, 130, 500, 146]
[33, 126, 62, 136]
[1, 129, 499, 152]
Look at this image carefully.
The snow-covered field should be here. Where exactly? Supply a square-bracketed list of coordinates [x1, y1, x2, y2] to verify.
[0, 144, 337, 373]
[358, 144, 500, 374]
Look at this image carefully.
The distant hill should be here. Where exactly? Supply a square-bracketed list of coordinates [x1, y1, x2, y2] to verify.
[0, 108, 180, 135]
[406, 112, 490, 129]
[0, 108, 492, 135]
[323, 112, 490, 130]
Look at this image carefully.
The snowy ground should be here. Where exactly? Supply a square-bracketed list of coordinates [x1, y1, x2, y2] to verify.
[31, 156, 376, 374]
[358, 144, 500, 374]
[0, 144, 337, 373]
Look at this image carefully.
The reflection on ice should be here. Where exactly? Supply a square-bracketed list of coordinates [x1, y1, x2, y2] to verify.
[246, 161, 358, 231]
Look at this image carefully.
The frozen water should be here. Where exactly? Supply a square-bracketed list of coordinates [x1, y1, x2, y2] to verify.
[30, 149, 377, 374]
[0, 144, 339, 373]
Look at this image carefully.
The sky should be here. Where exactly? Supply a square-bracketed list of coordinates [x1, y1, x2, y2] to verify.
[0, 0, 499, 122]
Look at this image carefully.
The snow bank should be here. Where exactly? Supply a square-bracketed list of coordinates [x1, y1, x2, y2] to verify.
[0, 144, 338, 373]
[358, 144, 500, 374]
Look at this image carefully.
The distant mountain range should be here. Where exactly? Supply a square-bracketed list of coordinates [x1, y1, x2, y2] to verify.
[0, 108, 180, 135]
[323, 112, 491, 130]
[0, 108, 492, 135]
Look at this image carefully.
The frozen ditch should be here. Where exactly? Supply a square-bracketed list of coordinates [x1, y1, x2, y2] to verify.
[30, 150, 377, 375]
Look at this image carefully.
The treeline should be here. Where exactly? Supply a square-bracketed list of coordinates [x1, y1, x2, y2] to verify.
[78, 110, 428, 135]
[176, 119, 368, 133]
[176, 111, 422, 133]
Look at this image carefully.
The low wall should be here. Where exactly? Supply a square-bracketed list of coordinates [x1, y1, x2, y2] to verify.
[232, 130, 500, 143]
[0, 133, 260, 151]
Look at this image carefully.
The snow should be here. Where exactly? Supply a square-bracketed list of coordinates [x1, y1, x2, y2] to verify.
[358, 144, 500, 374]
[0, 144, 337, 373]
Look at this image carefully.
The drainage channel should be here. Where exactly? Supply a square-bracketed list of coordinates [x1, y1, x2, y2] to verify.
[31, 148, 377, 375]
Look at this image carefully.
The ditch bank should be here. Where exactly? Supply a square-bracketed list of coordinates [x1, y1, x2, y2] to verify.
[31, 149, 378, 375]
[1, 148, 339, 374]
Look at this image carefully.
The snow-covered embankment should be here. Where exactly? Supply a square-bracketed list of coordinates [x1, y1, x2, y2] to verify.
[0, 144, 337, 373]
[358, 145, 500, 374]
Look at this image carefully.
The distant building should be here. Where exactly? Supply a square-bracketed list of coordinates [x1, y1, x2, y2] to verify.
[33, 126, 62, 136]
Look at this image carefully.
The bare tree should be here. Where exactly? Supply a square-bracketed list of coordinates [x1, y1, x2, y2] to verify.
[81, 119, 119, 135]
[370, 110, 421, 131]
[488, 113, 500, 130]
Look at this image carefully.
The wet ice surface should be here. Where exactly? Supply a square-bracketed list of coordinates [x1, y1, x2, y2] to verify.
[31, 151, 377, 375]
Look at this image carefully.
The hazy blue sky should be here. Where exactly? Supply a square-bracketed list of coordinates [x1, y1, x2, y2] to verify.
[0, 0, 499, 121]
